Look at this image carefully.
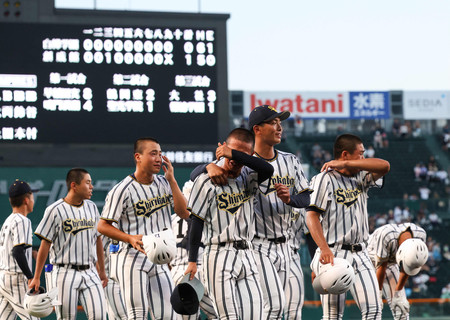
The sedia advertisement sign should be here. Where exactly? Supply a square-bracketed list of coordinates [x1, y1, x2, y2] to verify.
[403, 91, 450, 120]
[244, 91, 350, 119]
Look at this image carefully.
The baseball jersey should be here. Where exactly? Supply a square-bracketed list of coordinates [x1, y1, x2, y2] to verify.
[309, 169, 382, 245]
[0, 213, 33, 273]
[101, 174, 174, 249]
[188, 160, 260, 245]
[35, 199, 100, 265]
[250, 150, 310, 239]
[367, 223, 427, 268]
[289, 208, 307, 250]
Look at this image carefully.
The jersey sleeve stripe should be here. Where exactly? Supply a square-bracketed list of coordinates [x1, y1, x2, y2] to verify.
[189, 211, 205, 221]
[100, 217, 118, 223]
[34, 233, 52, 242]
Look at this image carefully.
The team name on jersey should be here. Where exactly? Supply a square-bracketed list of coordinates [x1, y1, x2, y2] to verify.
[266, 175, 295, 194]
[216, 190, 251, 215]
[334, 187, 362, 208]
[63, 218, 95, 235]
[134, 194, 171, 218]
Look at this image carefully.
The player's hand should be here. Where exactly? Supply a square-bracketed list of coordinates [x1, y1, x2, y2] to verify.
[321, 160, 347, 172]
[29, 277, 40, 291]
[206, 163, 228, 185]
[216, 142, 232, 160]
[319, 247, 334, 265]
[98, 270, 108, 288]
[162, 155, 175, 182]
[128, 234, 145, 254]
[274, 183, 290, 203]
[184, 262, 198, 280]
[392, 290, 410, 317]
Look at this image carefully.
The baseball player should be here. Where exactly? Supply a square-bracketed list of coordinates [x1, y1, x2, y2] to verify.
[0, 180, 38, 320]
[97, 137, 189, 320]
[170, 181, 217, 320]
[185, 128, 274, 320]
[367, 223, 427, 320]
[191, 105, 312, 319]
[101, 234, 127, 320]
[306, 133, 390, 320]
[30, 168, 108, 320]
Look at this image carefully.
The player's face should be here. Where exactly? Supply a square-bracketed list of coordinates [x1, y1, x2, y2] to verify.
[223, 137, 254, 178]
[25, 193, 35, 213]
[257, 118, 283, 146]
[75, 173, 93, 200]
[136, 141, 162, 174]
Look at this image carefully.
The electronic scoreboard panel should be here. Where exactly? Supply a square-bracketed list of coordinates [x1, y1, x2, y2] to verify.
[0, 9, 229, 145]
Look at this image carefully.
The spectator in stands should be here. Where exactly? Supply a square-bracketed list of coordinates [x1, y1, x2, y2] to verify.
[419, 162, 428, 181]
[372, 123, 388, 148]
[365, 145, 375, 158]
[414, 163, 422, 181]
[387, 209, 395, 224]
[428, 212, 442, 227]
[418, 184, 431, 200]
[402, 206, 411, 222]
[440, 283, 450, 299]
[399, 121, 411, 138]
[311, 143, 324, 171]
[427, 156, 439, 182]
[412, 121, 422, 138]
[391, 119, 401, 137]
[443, 245, 450, 261]
[393, 205, 403, 223]
[432, 242, 442, 262]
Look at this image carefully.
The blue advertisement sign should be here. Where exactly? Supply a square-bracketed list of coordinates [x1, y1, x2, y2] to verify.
[349, 91, 390, 119]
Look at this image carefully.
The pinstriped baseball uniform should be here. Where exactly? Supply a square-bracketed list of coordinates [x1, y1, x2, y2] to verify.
[101, 235, 127, 320]
[309, 169, 383, 320]
[188, 163, 264, 319]
[0, 213, 37, 320]
[101, 174, 178, 320]
[249, 149, 310, 319]
[367, 223, 426, 320]
[34, 199, 107, 320]
[170, 215, 216, 320]
[284, 209, 306, 320]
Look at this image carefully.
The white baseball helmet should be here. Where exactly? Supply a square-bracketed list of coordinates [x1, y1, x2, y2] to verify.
[314, 258, 355, 295]
[396, 238, 429, 276]
[23, 287, 59, 318]
[142, 228, 177, 264]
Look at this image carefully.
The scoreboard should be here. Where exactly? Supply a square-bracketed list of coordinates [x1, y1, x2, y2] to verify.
[0, 4, 229, 145]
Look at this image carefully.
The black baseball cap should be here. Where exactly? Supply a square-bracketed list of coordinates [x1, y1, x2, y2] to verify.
[170, 274, 204, 315]
[248, 105, 291, 130]
[9, 180, 38, 198]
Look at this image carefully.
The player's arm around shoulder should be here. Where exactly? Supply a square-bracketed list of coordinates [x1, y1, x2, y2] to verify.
[322, 158, 390, 181]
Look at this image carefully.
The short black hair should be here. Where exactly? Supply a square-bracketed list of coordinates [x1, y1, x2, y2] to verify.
[9, 193, 31, 208]
[134, 137, 159, 154]
[226, 128, 255, 147]
[333, 134, 363, 159]
[66, 168, 89, 191]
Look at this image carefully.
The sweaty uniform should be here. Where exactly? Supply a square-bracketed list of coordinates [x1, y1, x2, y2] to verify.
[34, 199, 106, 320]
[0, 213, 37, 320]
[101, 174, 178, 320]
[250, 150, 310, 319]
[284, 209, 307, 320]
[309, 169, 383, 320]
[101, 235, 127, 320]
[188, 160, 264, 320]
[170, 215, 216, 320]
[367, 223, 426, 320]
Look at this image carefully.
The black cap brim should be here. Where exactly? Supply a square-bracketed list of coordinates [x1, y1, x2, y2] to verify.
[261, 111, 290, 125]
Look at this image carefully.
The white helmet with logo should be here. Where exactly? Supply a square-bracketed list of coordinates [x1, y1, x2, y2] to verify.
[23, 287, 59, 318]
[312, 258, 355, 295]
[396, 238, 429, 276]
[142, 228, 177, 264]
